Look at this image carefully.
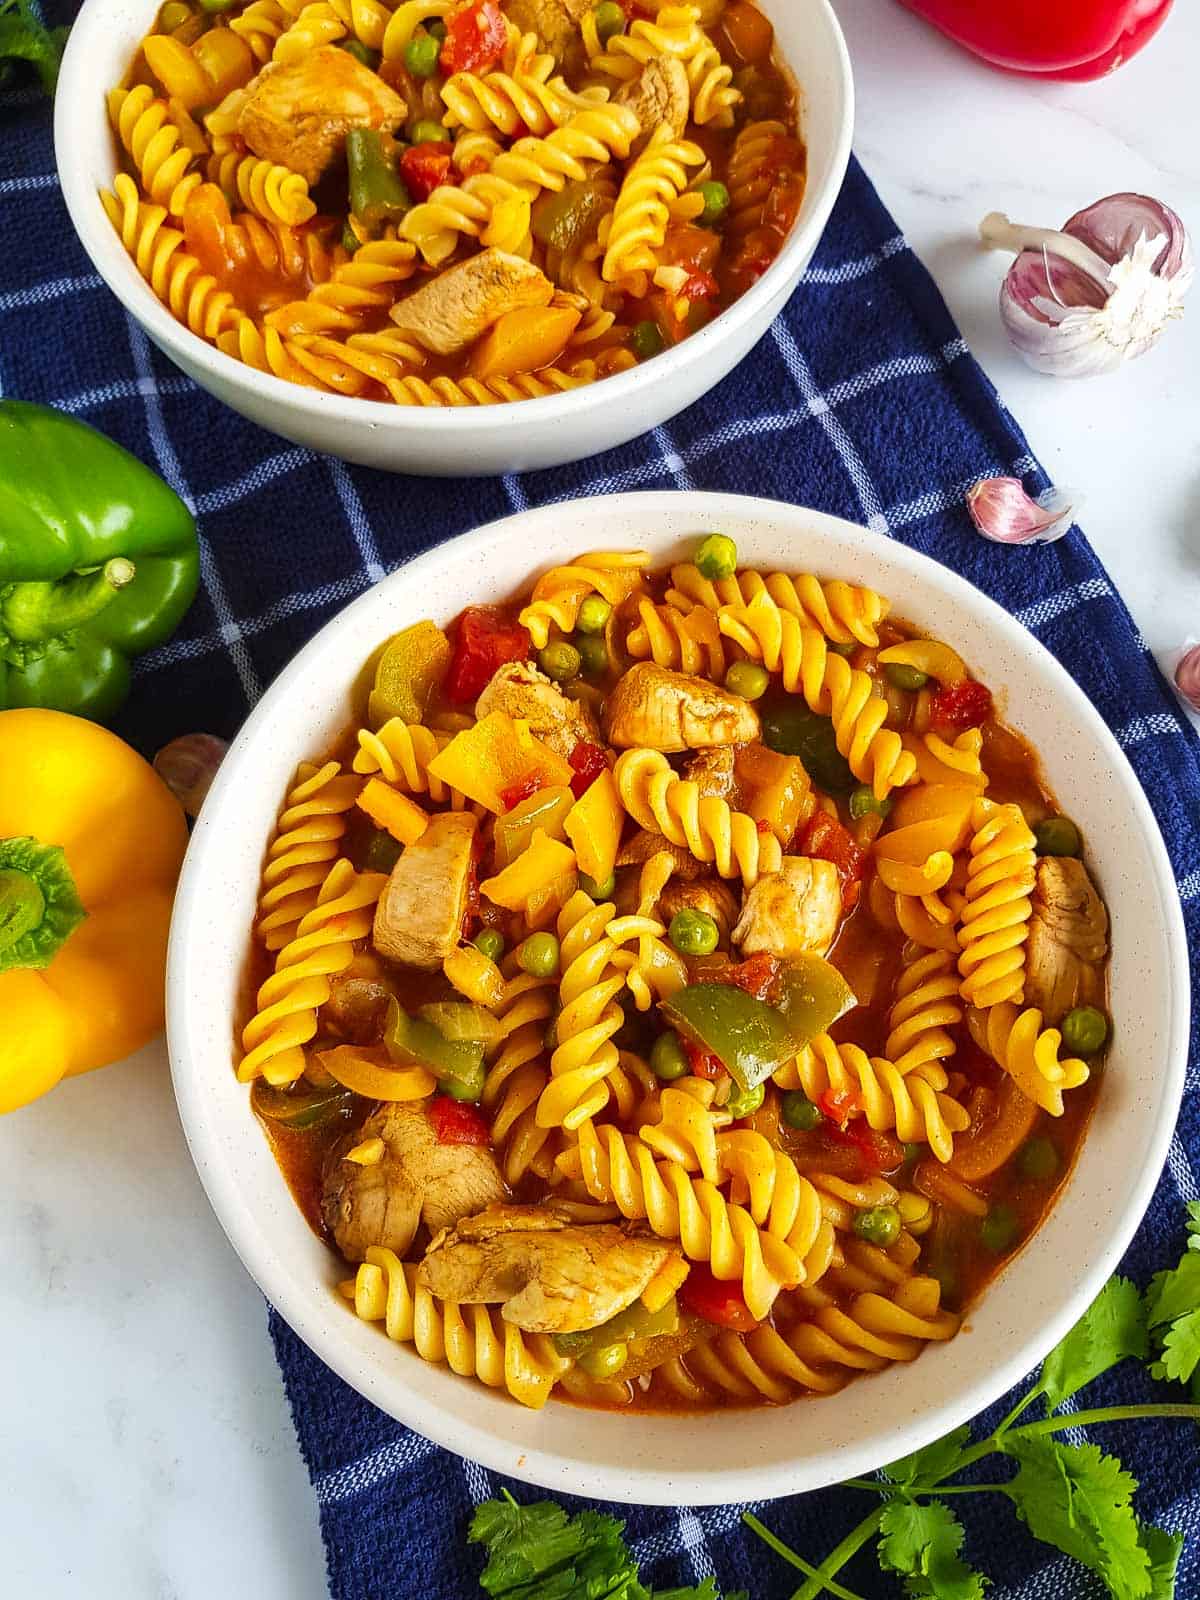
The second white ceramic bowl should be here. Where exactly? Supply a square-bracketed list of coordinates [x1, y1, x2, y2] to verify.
[167, 492, 1188, 1505]
[54, 2, 853, 476]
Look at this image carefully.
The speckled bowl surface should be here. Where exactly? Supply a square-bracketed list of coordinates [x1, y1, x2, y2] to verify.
[167, 492, 1188, 1504]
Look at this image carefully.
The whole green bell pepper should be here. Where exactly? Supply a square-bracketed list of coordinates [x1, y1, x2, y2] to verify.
[0, 400, 200, 721]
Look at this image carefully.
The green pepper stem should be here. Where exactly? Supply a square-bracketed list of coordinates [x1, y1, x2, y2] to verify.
[1, 557, 136, 645]
[0, 868, 47, 959]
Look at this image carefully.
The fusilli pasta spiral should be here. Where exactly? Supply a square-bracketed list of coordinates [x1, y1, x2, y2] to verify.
[718, 592, 917, 800]
[101, 178, 238, 341]
[614, 747, 784, 884]
[256, 758, 364, 950]
[970, 1002, 1090, 1117]
[602, 125, 705, 284]
[518, 551, 648, 648]
[624, 597, 727, 677]
[348, 1248, 571, 1409]
[108, 86, 202, 220]
[956, 797, 1037, 1008]
[239, 858, 386, 1084]
[666, 562, 890, 647]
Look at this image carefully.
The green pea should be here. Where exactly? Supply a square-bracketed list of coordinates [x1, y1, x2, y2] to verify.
[1018, 1136, 1059, 1181]
[341, 223, 362, 255]
[853, 1204, 902, 1248]
[518, 932, 560, 978]
[1061, 1005, 1108, 1057]
[981, 1204, 1019, 1254]
[197, 0, 235, 12]
[781, 1090, 822, 1130]
[576, 594, 612, 634]
[849, 784, 892, 821]
[724, 660, 769, 701]
[668, 907, 720, 957]
[579, 1339, 629, 1380]
[578, 870, 616, 901]
[884, 661, 930, 692]
[473, 928, 505, 963]
[411, 117, 450, 145]
[630, 320, 666, 360]
[159, 0, 192, 28]
[341, 37, 380, 66]
[901, 1141, 923, 1166]
[1034, 816, 1082, 858]
[575, 632, 609, 678]
[404, 30, 441, 76]
[725, 1080, 765, 1119]
[538, 641, 581, 682]
[363, 827, 402, 873]
[697, 179, 730, 228]
[426, 16, 445, 38]
[592, 0, 626, 43]
[650, 1031, 689, 1081]
[695, 532, 737, 582]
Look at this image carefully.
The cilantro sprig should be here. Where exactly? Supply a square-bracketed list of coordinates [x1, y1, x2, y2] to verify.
[469, 1491, 746, 1600]
[745, 1201, 1200, 1600]
[0, 0, 67, 94]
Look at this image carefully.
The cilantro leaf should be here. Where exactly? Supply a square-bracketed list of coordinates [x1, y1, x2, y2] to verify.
[1140, 1524, 1182, 1600]
[1145, 1239, 1200, 1389]
[0, 0, 67, 93]
[1001, 1437, 1150, 1600]
[881, 1425, 972, 1489]
[1040, 1277, 1147, 1412]
[877, 1500, 986, 1600]
[654, 1584, 741, 1600]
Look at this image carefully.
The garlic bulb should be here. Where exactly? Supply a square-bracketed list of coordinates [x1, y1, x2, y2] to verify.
[980, 194, 1193, 377]
[154, 733, 227, 817]
[1175, 643, 1200, 714]
[966, 478, 1074, 545]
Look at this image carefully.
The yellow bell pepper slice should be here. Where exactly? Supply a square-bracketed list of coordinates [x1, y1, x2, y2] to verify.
[427, 712, 572, 814]
[357, 778, 430, 845]
[479, 828, 577, 912]
[564, 769, 623, 887]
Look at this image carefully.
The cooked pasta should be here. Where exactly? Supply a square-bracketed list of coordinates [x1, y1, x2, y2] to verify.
[105, 0, 802, 405]
[101, 179, 238, 340]
[235, 534, 1109, 1416]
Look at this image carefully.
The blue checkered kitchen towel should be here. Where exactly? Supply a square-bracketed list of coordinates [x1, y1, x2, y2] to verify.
[6, 13, 1200, 1594]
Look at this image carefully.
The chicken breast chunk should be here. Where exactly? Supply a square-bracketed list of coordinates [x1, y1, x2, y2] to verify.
[373, 811, 478, 970]
[616, 56, 691, 150]
[732, 856, 843, 959]
[1024, 856, 1109, 1023]
[682, 746, 737, 801]
[390, 249, 555, 356]
[604, 662, 760, 751]
[504, 0, 593, 59]
[418, 1204, 677, 1333]
[322, 1101, 506, 1263]
[475, 660, 599, 762]
[237, 47, 408, 185]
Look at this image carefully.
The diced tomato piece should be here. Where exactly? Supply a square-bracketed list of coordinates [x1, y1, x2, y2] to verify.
[680, 267, 719, 303]
[499, 772, 545, 811]
[819, 1087, 859, 1126]
[799, 811, 867, 909]
[399, 142, 453, 202]
[707, 951, 781, 1002]
[930, 679, 995, 737]
[439, 0, 507, 75]
[679, 1266, 758, 1331]
[428, 1095, 490, 1145]
[445, 606, 530, 703]
[661, 223, 722, 277]
[826, 1118, 900, 1174]
[684, 1039, 723, 1082]
[568, 740, 610, 799]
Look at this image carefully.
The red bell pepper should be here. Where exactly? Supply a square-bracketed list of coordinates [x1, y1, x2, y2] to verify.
[439, 0, 507, 75]
[428, 1096, 490, 1145]
[567, 740, 609, 799]
[679, 1266, 758, 1331]
[445, 606, 530, 703]
[399, 143, 453, 203]
[896, 0, 1174, 81]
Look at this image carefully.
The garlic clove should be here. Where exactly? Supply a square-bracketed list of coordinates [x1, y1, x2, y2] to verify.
[966, 477, 1074, 545]
[1174, 642, 1200, 713]
[981, 193, 1193, 378]
[154, 733, 228, 817]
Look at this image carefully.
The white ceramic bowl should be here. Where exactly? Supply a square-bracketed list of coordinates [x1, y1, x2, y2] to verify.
[167, 492, 1189, 1504]
[54, 2, 852, 477]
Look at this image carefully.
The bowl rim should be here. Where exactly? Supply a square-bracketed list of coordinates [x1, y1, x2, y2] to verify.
[53, 0, 854, 435]
[167, 491, 1191, 1504]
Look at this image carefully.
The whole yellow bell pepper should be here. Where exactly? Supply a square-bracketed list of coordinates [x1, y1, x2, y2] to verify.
[0, 709, 188, 1113]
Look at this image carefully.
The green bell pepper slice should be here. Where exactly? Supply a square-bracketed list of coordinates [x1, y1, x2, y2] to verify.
[384, 997, 486, 1101]
[662, 956, 857, 1092]
[0, 400, 200, 720]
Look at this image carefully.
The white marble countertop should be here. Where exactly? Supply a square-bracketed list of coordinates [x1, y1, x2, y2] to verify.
[4, 3, 1198, 1594]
